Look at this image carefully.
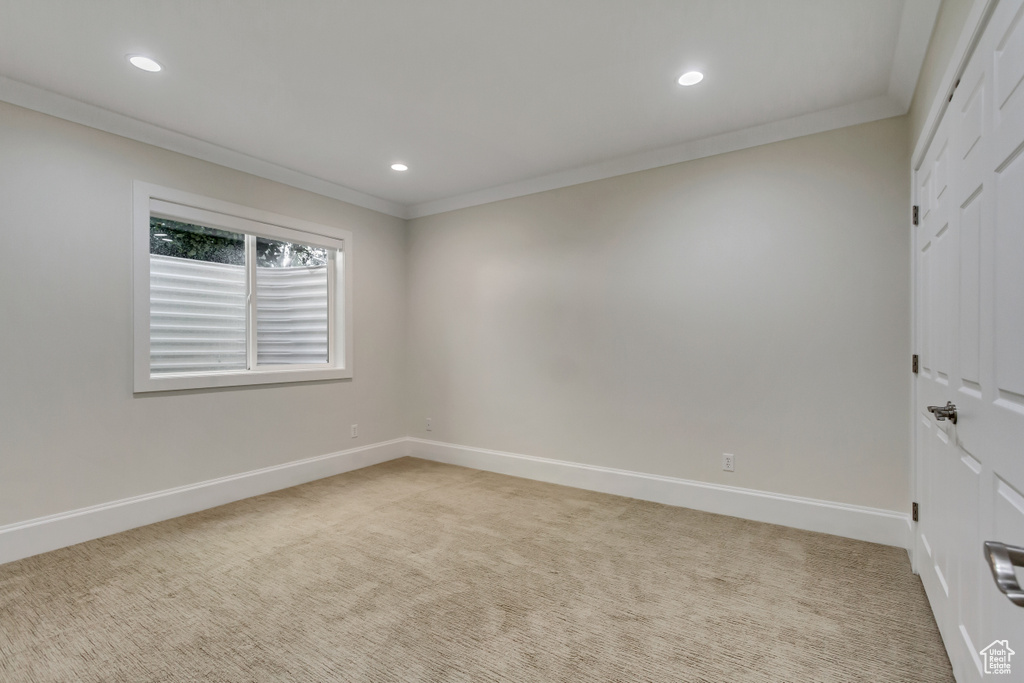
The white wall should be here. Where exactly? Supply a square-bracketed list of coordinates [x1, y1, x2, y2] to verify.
[407, 116, 911, 512]
[0, 99, 914, 533]
[0, 101, 407, 527]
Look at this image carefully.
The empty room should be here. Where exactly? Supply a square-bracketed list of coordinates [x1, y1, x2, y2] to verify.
[1, 0, 1022, 681]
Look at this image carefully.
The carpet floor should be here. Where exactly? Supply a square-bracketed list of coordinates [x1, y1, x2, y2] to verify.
[1, 457, 952, 682]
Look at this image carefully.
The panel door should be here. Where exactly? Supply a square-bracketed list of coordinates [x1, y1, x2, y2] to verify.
[914, 1, 1024, 680]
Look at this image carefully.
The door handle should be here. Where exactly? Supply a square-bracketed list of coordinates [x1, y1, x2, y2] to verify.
[927, 401, 958, 424]
[984, 541, 1024, 607]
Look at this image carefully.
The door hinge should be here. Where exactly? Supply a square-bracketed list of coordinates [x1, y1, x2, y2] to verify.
[912, 354, 919, 374]
[948, 77, 961, 103]
[912, 205, 919, 226]
[913, 502, 919, 522]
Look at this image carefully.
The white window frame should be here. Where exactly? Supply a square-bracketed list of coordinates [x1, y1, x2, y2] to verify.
[133, 181, 353, 392]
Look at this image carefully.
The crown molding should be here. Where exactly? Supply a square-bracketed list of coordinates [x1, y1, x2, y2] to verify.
[2, 0, 935, 225]
[407, 94, 905, 219]
[0, 75, 410, 219]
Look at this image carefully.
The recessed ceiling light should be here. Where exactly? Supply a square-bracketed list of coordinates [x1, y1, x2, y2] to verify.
[128, 55, 162, 72]
[391, 163, 408, 171]
[677, 71, 704, 86]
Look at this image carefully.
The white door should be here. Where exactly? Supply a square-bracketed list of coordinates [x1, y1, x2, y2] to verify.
[914, 0, 1024, 680]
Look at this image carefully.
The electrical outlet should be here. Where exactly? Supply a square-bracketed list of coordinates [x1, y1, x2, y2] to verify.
[350, 424, 358, 438]
[722, 453, 735, 472]
[426, 418, 432, 431]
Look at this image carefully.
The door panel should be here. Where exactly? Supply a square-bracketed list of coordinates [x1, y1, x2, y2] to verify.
[990, 480, 1024, 654]
[956, 451, 983, 668]
[958, 187, 983, 392]
[993, 1, 1024, 134]
[914, 1, 1024, 680]
[993, 151, 1024, 404]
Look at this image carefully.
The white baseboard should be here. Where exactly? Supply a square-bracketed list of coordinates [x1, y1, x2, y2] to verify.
[0, 438, 409, 566]
[1, 436, 912, 566]
[408, 438, 912, 549]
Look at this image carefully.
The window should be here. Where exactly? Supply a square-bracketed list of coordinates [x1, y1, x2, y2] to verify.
[133, 182, 352, 391]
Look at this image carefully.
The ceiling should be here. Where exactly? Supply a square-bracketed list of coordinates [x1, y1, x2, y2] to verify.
[0, 1, 939, 218]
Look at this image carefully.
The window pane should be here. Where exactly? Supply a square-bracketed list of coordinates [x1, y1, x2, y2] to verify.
[150, 217, 245, 264]
[149, 218, 247, 375]
[256, 238, 329, 366]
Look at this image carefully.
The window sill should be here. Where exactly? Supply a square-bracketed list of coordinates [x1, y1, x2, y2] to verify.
[133, 366, 353, 393]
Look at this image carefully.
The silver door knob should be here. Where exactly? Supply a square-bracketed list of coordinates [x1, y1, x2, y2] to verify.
[984, 541, 1024, 607]
[927, 401, 958, 424]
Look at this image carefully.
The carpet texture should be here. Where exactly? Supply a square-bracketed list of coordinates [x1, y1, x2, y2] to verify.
[1, 457, 952, 682]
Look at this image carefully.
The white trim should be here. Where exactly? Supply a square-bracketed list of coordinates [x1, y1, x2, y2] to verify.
[133, 182, 354, 392]
[0, 436, 914, 566]
[2, 36, 927, 223]
[910, 162, 920, 574]
[408, 438, 912, 549]
[149, 199, 347, 250]
[888, 0, 943, 112]
[911, 0, 999, 169]
[142, 183, 356, 243]
[407, 95, 905, 218]
[0, 438, 409, 566]
[907, 0, 996, 575]
[0, 75, 409, 219]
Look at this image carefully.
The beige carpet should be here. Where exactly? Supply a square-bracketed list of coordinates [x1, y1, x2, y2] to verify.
[1, 457, 952, 682]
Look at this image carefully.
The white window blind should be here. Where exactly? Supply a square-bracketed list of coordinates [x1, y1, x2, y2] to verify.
[256, 264, 329, 365]
[149, 255, 246, 374]
[150, 255, 330, 373]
